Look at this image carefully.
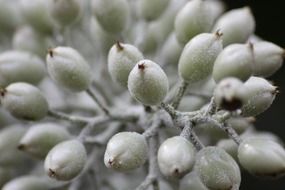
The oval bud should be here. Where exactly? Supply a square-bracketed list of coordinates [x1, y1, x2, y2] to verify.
[0, 51, 46, 87]
[2, 176, 50, 190]
[238, 137, 285, 178]
[49, 0, 81, 26]
[19, 123, 71, 159]
[104, 132, 148, 171]
[174, 0, 215, 45]
[44, 140, 87, 181]
[46, 46, 92, 92]
[178, 32, 223, 83]
[195, 147, 241, 190]
[157, 136, 196, 178]
[128, 60, 169, 105]
[241, 76, 277, 116]
[213, 44, 254, 82]
[214, 77, 246, 111]
[138, 0, 170, 21]
[253, 41, 284, 77]
[212, 7, 255, 47]
[92, 0, 130, 34]
[108, 42, 144, 87]
[0, 83, 48, 121]
[180, 171, 208, 190]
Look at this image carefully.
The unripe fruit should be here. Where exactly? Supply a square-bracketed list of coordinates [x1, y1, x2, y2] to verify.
[238, 137, 285, 178]
[0, 83, 49, 121]
[241, 76, 277, 116]
[104, 132, 148, 171]
[174, 0, 215, 45]
[195, 147, 241, 190]
[0, 1, 21, 35]
[92, 0, 130, 34]
[178, 32, 223, 84]
[0, 51, 46, 87]
[213, 43, 254, 82]
[157, 136, 196, 178]
[138, 0, 170, 21]
[214, 77, 246, 111]
[212, 7, 255, 47]
[108, 42, 144, 87]
[252, 41, 284, 77]
[19, 123, 71, 159]
[49, 0, 80, 27]
[2, 176, 50, 190]
[0, 125, 27, 166]
[128, 60, 169, 105]
[180, 171, 208, 190]
[207, 0, 225, 20]
[46, 46, 92, 92]
[44, 140, 87, 181]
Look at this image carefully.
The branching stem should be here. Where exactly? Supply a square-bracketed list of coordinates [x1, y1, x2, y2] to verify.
[171, 80, 189, 109]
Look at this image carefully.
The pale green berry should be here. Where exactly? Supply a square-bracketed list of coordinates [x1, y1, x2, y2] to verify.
[12, 26, 50, 58]
[226, 117, 254, 134]
[206, 0, 226, 20]
[195, 147, 241, 190]
[253, 41, 284, 77]
[104, 132, 148, 171]
[49, 0, 81, 26]
[217, 139, 238, 161]
[213, 44, 254, 82]
[178, 96, 206, 112]
[44, 139, 87, 181]
[212, 7, 255, 47]
[19, 123, 71, 159]
[0, 0, 20, 35]
[92, 0, 130, 34]
[138, 0, 170, 21]
[0, 125, 27, 166]
[0, 83, 49, 121]
[20, 0, 55, 34]
[178, 32, 223, 83]
[174, 0, 215, 45]
[238, 137, 285, 178]
[46, 46, 92, 92]
[128, 60, 169, 105]
[241, 76, 278, 116]
[213, 77, 246, 111]
[157, 136, 196, 178]
[2, 176, 50, 190]
[0, 51, 46, 87]
[108, 42, 144, 87]
[180, 171, 208, 190]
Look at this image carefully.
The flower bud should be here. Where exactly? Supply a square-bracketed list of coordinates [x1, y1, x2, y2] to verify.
[180, 171, 208, 190]
[46, 46, 92, 92]
[212, 7, 255, 47]
[138, 0, 170, 21]
[0, 83, 48, 121]
[213, 44, 254, 82]
[214, 77, 246, 111]
[108, 42, 144, 87]
[19, 123, 71, 159]
[0, 1, 21, 35]
[206, 0, 226, 20]
[174, 0, 215, 45]
[0, 51, 46, 87]
[128, 60, 169, 105]
[104, 132, 148, 171]
[241, 76, 277, 116]
[195, 147, 241, 190]
[253, 41, 284, 77]
[92, 0, 130, 34]
[157, 136, 196, 178]
[178, 32, 223, 83]
[2, 176, 50, 190]
[49, 0, 81, 27]
[238, 137, 285, 178]
[44, 140, 87, 181]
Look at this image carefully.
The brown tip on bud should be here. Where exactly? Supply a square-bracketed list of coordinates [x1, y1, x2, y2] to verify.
[221, 97, 243, 111]
[17, 144, 26, 150]
[138, 62, 145, 70]
[116, 41, 124, 51]
[48, 168, 56, 178]
[272, 86, 280, 95]
[47, 48, 54, 58]
[108, 159, 114, 166]
[0, 88, 7, 97]
[215, 29, 223, 39]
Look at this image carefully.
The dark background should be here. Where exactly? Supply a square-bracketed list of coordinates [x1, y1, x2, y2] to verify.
[222, 1, 285, 189]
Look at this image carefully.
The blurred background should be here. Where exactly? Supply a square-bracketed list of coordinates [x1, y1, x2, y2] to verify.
[223, 1, 285, 189]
